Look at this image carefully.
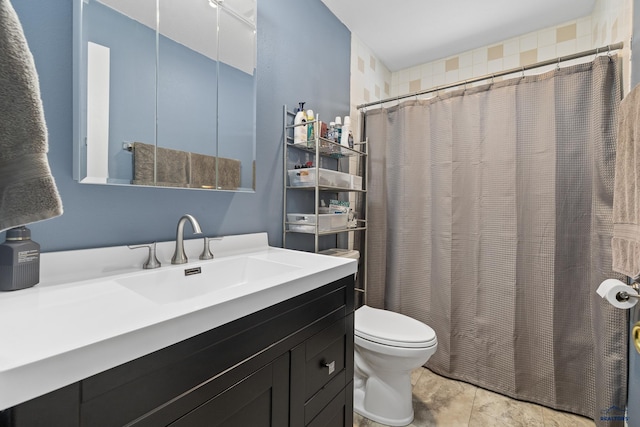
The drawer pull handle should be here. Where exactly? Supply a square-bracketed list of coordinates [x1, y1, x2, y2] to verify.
[324, 361, 335, 375]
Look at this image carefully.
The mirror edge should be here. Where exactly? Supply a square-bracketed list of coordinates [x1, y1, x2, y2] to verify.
[72, 0, 83, 182]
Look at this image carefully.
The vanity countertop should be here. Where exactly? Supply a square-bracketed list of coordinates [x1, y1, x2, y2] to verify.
[0, 233, 357, 411]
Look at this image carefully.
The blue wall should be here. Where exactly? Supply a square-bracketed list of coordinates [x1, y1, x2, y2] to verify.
[8, 0, 350, 251]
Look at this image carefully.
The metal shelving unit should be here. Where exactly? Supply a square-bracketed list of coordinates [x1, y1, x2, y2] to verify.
[282, 105, 368, 298]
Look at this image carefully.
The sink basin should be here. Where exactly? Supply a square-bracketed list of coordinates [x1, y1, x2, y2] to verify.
[117, 256, 300, 304]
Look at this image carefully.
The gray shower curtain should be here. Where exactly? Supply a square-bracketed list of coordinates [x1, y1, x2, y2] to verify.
[364, 56, 627, 424]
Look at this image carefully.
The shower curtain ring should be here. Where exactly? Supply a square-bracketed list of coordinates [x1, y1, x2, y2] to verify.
[607, 45, 612, 61]
[521, 67, 525, 78]
[556, 57, 561, 71]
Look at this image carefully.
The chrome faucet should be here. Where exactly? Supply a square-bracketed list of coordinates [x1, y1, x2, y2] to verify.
[128, 242, 162, 269]
[199, 236, 223, 260]
[171, 214, 203, 264]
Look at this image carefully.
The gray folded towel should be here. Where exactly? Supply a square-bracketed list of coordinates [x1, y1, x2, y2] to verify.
[0, 0, 62, 232]
[132, 142, 190, 187]
[215, 157, 241, 190]
[612, 83, 640, 277]
[189, 152, 216, 188]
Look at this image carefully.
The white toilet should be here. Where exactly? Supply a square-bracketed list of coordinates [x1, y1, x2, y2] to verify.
[354, 305, 438, 426]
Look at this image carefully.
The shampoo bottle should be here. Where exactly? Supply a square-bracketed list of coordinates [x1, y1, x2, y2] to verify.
[0, 226, 40, 291]
[294, 102, 307, 145]
[306, 109, 315, 147]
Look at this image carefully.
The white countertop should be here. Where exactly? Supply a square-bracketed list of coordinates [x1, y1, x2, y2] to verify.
[0, 233, 356, 410]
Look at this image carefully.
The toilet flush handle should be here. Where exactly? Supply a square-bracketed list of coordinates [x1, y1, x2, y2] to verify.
[323, 360, 336, 375]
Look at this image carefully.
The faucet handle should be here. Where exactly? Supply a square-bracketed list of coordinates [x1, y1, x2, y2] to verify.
[200, 236, 223, 260]
[128, 242, 162, 269]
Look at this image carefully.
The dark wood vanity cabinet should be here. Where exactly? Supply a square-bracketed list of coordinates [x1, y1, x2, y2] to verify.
[0, 275, 354, 427]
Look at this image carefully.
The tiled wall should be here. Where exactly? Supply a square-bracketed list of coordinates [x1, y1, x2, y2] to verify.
[389, 0, 632, 97]
[348, 0, 632, 132]
[391, 18, 593, 96]
[347, 35, 393, 249]
[349, 34, 392, 140]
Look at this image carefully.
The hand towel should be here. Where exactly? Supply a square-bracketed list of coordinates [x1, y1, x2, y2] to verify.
[189, 152, 216, 188]
[0, 0, 62, 232]
[612, 83, 640, 277]
[215, 157, 241, 190]
[132, 142, 190, 187]
[189, 153, 242, 190]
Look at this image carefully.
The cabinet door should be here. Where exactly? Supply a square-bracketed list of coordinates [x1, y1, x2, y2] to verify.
[307, 385, 353, 427]
[168, 353, 289, 427]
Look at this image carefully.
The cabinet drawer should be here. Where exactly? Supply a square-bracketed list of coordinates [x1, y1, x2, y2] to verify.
[305, 318, 346, 400]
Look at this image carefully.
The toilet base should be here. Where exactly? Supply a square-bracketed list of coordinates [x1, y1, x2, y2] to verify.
[353, 383, 414, 427]
[353, 381, 414, 427]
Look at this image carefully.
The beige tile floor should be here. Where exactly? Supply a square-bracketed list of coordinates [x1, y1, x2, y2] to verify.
[353, 367, 596, 427]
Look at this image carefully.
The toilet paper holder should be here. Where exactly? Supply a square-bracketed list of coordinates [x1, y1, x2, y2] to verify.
[618, 282, 640, 301]
[617, 291, 640, 301]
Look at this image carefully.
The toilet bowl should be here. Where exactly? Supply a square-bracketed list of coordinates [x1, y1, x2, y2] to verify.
[354, 305, 437, 427]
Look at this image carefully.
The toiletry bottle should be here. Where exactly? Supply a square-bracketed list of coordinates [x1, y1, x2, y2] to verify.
[320, 121, 327, 138]
[0, 226, 40, 291]
[328, 122, 335, 140]
[306, 109, 315, 147]
[334, 116, 342, 143]
[294, 102, 307, 145]
[341, 116, 351, 149]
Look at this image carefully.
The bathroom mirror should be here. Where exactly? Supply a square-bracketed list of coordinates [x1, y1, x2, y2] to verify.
[73, 0, 257, 191]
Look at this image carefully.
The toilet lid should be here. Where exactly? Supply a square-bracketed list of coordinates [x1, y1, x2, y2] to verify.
[355, 305, 437, 348]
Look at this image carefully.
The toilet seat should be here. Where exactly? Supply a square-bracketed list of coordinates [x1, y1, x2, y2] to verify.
[355, 305, 436, 348]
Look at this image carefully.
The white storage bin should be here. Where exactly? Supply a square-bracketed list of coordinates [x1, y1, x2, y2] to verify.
[287, 213, 348, 233]
[318, 248, 360, 260]
[319, 206, 348, 214]
[350, 175, 363, 190]
[288, 168, 351, 189]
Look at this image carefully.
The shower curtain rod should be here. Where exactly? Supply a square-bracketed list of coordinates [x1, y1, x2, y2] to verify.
[357, 41, 624, 110]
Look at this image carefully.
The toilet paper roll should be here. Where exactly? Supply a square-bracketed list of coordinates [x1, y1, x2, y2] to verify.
[596, 279, 639, 309]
